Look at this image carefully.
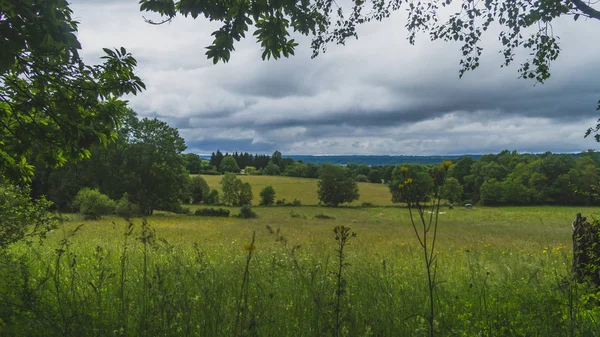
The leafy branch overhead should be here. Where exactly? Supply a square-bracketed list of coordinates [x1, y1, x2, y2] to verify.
[1, 0, 146, 182]
[140, 0, 598, 82]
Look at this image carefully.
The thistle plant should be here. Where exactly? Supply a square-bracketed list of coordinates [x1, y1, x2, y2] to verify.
[397, 161, 451, 337]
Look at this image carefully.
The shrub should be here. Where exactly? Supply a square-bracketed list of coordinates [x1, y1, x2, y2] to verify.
[259, 185, 276, 206]
[199, 170, 221, 175]
[291, 199, 302, 206]
[290, 210, 306, 219]
[275, 198, 286, 206]
[73, 188, 116, 220]
[115, 193, 140, 218]
[0, 183, 57, 249]
[189, 176, 210, 204]
[361, 201, 374, 207]
[205, 189, 221, 205]
[172, 205, 191, 215]
[194, 208, 230, 217]
[238, 205, 257, 218]
[314, 213, 336, 220]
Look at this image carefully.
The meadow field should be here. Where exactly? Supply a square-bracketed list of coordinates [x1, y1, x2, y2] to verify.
[198, 174, 396, 206]
[3, 200, 600, 337]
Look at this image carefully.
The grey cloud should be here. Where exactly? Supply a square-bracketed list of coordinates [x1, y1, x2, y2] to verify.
[70, 0, 600, 155]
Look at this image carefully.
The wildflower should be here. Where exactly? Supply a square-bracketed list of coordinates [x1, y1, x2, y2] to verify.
[400, 166, 408, 173]
[244, 242, 256, 251]
[442, 160, 452, 169]
[551, 244, 566, 254]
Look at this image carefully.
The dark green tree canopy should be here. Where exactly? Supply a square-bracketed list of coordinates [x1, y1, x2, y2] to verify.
[389, 164, 434, 204]
[317, 164, 359, 206]
[259, 185, 276, 205]
[29, 111, 191, 215]
[220, 156, 240, 173]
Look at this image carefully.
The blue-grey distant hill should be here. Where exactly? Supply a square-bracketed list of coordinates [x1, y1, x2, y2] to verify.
[285, 155, 482, 166]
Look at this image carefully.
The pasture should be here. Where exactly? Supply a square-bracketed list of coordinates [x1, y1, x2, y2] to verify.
[198, 174, 396, 206]
[4, 204, 600, 337]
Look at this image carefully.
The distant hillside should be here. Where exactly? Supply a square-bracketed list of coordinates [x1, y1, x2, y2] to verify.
[285, 155, 482, 166]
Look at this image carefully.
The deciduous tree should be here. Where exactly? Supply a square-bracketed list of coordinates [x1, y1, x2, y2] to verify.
[317, 164, 359, 206]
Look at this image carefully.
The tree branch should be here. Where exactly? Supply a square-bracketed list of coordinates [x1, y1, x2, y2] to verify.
[571, 0, 600, 20]
[142, 16, 173, 25]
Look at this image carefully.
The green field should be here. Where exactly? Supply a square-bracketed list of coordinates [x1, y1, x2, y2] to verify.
[199, 174, 396, 206]
[4, 203, 600, 337]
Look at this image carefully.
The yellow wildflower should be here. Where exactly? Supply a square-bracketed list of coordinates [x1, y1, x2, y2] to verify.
[244, 243, 256, 251]
[442, 160, 453, 169]
[400, 166, 409, 173]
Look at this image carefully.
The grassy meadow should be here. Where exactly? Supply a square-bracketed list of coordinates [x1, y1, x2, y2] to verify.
[199, 174, 395, 206]
[3, 175, 600, 336]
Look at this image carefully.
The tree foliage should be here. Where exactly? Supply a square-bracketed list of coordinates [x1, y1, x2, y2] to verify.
[442, 177, 463, 204]
[183, 153, 202, 174]
[220, 173, 253, 206]
[137, 0, 599, 85]
[317, 164, 359, 206]
[1, 0, 145, 182]
[73, 188, 116, 220]
[239, 182, 254, 206]
[389, 165, 434, 204]
[219, 156, 240, 173]
[259, 185, 276, 206]
[189, 176, 210, 204]
[30, 111, 190, 214]
[0, 182, 56, 249]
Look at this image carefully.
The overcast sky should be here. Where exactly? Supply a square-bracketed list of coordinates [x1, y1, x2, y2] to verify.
[70, 0, 600, 155]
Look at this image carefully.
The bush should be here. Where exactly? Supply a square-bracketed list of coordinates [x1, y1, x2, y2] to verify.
[205, 189, 221, 205]
[194, 208, 230, 217]
[290, 210, 306, 219]
[0, 183, 57, 249]
[73, 188, 116, 220]
[115, 193, 140, 218]
[275, 198, 286, 206]
[189, 176, 210, 204]
[291, 199, 302, 206]
[199, 170, 221, 175]
[314, 213, 336, 220]
[238, 205, 257, 218]
[259, 185, 276, 206]
[361, 202, 374, 207]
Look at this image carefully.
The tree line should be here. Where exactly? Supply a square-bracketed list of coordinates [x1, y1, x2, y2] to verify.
[190, 149, 600, 207]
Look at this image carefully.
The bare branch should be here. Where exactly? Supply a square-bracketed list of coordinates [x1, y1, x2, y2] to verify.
[142, 16, 173, 25]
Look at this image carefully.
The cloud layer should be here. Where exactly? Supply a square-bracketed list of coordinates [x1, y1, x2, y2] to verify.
[71, 1, 600, 155]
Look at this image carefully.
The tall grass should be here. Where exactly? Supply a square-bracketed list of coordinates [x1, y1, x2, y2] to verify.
[1, 207, 599, 336]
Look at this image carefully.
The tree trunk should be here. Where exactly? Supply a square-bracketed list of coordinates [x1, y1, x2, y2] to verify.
[572, 213, 600, 286]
